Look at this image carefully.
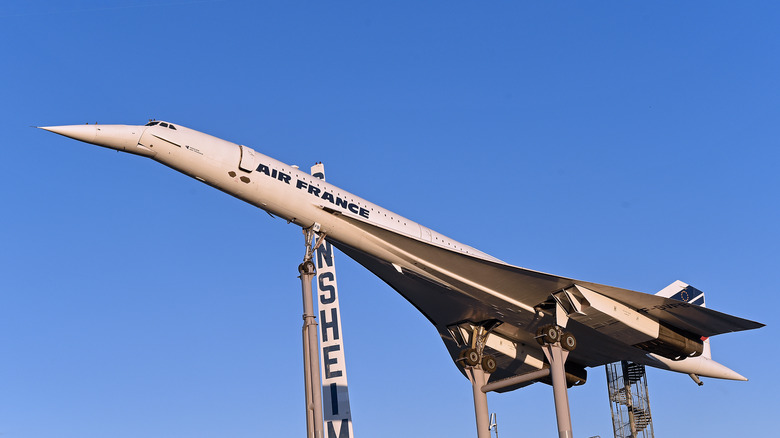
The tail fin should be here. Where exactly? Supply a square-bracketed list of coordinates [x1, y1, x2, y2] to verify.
[656, 280, 711, 359]
[656, 280, 706, 307]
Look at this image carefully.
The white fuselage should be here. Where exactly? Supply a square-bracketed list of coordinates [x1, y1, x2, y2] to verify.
[141, 123, 500, 264]
[40, 121, 753, 383]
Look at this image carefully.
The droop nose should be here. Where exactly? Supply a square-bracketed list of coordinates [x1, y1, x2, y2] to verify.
[39, 124, 154, 157]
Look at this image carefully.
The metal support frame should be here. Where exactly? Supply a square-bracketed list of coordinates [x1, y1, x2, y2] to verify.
[606, 361, 655, 438]
[466, 366, 492, 438]
[463, 325, 493, 438]
[481, 368, 551, 393]
[300, 227, 324, 438]
[460, 298, 578, 438]
[542, 342, 573, 438]
[539, 300, 574, 438]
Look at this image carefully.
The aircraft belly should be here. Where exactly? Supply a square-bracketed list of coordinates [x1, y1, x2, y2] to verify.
[328, 238, 650, 381]
[333, 238, 501, 326]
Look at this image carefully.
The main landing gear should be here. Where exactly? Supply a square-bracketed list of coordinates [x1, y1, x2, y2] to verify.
[460, 347, 498, 373]
[462, 303, 579, 438]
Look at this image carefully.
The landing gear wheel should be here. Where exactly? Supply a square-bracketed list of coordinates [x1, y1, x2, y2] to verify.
[463, 348, 480, 366]
[561, 332, 577, 351]
[537, 324, 560, 345]
[298, 260, 315, 274]
[481, 355, 497, 373]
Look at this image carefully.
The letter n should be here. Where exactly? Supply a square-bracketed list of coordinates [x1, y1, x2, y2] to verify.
[316, 241, 334, 269]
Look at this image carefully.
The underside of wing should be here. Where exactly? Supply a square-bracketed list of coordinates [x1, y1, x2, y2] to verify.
[322, 209, 763, 389]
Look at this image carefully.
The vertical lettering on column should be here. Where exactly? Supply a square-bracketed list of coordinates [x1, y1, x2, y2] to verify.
[313, 162, 354, 438]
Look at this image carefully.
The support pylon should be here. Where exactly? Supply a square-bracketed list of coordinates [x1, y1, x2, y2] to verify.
[300, 227, 324, 438]
[466, 366, 492, 438]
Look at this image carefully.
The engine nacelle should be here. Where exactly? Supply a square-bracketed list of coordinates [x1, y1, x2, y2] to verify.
[633, 323, 703, 360]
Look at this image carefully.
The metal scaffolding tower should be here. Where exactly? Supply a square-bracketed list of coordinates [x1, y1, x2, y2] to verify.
[605, 361, 654, 438]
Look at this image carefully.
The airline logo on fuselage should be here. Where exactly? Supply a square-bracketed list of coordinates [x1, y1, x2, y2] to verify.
[256, 163, 370, 219]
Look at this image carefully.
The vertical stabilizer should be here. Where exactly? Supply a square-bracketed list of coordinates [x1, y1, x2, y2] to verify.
[655, 280, 706, 307]
[655, 281, 710, 359]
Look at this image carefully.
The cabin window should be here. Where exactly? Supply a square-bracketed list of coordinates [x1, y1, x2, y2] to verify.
[160, 122, 169, 128]
[145, 121, 159, 126]
[169, 124, 176, 130]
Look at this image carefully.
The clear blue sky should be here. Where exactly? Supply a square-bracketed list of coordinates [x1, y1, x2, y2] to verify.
[2, 1, 778, 437]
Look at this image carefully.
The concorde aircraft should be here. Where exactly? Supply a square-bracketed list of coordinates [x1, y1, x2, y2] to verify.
[39, 121, 763, 438]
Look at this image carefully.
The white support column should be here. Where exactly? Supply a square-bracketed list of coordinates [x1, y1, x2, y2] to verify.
[466, 366, 492, 438]
[300, 228, 324, 438]
[302, 323, 314, 437]
[312, 161, 355, 438]
[542, 341, 573, 438]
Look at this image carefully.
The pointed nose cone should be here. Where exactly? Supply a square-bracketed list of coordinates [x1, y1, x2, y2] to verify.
[39, 124, 98, 144]
[39, 123, 154, 158]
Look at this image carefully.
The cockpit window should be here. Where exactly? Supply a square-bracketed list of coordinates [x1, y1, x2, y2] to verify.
[145, 121, 176, 129]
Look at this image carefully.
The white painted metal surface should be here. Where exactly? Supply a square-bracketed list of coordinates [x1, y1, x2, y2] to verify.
[312, 163, 354, 438]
